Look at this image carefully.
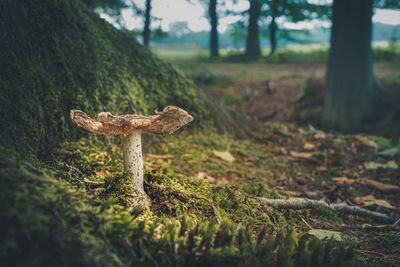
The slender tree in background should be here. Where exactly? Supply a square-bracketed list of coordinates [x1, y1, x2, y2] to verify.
[143, 0, 152, 47]
[209, 0, 219, 57]
[264, 0, 330, 56]
[246, 0, 261, 59]
[321, 0, 378, 132]
[268, 0, 278, 55]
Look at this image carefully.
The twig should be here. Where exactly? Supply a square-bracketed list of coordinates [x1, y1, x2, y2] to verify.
[257, 197, 395, 224]
[354, 249, 400, 262]
[300, 217, 313, 230]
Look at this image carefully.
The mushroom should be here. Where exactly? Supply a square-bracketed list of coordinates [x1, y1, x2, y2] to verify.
[70, 106, 193, 206]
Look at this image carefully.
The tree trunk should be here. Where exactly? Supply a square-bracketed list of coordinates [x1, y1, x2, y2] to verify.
[269, 0, 278, 56]
[246, 0, 260, 59]
[143, 0, 151, 47]
[321, 0, 379, 132]
[209, 0, 219, 58]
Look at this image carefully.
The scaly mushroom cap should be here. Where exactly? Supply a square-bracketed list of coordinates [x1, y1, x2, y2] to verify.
[70, 106, 193, 136]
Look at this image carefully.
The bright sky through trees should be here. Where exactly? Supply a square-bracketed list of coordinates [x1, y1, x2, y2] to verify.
[101, 0, 400, 33]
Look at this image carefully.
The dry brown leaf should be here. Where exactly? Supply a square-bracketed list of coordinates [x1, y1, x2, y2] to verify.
[95, 171, 105, 176]
[148, 163, 158, 169]
[298, 128, 307, 135]
[227, 171, 240, 182]
[96, 161, 104, 166]
[216, 171, 241, 184]
[351, 135, 378, 148]
[353, 194, 376, 205]
[270, 147, 287, 155]
[147, 154, 174, 159]
[332, 177, 357, 185]
[360, 178, 400, 192]
[303, 143, 316, 150]
[197, 171, 216, 183]
[89, 153, 97, 157]
[314, 131, 327, 139]
[213, 150, 235, 162]
[290, 151, 313, 158]
[316, 166, 327, 172]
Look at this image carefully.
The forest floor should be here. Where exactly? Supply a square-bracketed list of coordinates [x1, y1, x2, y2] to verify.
[51, 60, 400, 265]
[175, 60, 400, 136]
[55, 124, 400, 265]
[161, 59, 399, 264]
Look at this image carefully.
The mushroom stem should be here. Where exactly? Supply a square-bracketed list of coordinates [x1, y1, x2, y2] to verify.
[122, 130, 150, 206]
[70, 106, 193, 207]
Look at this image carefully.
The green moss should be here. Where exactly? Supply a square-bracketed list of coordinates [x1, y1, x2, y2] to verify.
[1, 146, 356, 266]
[0, 0, 207, 157]
[310, 207, 343, 226]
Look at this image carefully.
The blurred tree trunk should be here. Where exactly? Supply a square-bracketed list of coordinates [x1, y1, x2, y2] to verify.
[143, 0, 151, 47]
[209, 0, 219, 58]
[269, 0, 278, 56]
[321, 0, 380, 132]
[246, 0, 260, 59]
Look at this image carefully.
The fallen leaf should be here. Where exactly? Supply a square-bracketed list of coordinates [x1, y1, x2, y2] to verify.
[308, 229, 343, 241]
[378, 148, 399, 157]
[89, 153, 97, 157]
[314, 131, 327, 139]
[290, 151, 313, 158]
[270, 147, 287, 155]
[353, 194, 376, 205]
[147, 154, 174, 159]
[197, 171, 216, 183]
[332, 177, 357, 185]
[95, 171, 105, 176]
[148, 163, 158, 169]
[316, 166, 327, 172]
[364, 161, 398, 170]
[217, 177, 229, 184]
[226, 171, 240, 182]
[351, 135, 378, 148]
[96, 161, 104, 166]
[364, 199, 397, 210]
[275, 123, 288, 131]
[360, 178, 400, 192]
[303, 143, 315, 150]
[213, 150, 235, 162]
[298, 128, 307, 135]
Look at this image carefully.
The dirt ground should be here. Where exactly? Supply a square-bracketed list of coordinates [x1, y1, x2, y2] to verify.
[188, 62, 400, 137]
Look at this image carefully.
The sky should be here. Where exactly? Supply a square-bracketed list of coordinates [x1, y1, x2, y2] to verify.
[101, 0, 400, 33]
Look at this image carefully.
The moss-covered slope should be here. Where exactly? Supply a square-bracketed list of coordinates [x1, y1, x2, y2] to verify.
[0, 145, 356, 266]
[0, 0, 207, 156]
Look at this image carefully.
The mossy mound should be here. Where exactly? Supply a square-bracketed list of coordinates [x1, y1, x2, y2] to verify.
[0, 0, 209, 156]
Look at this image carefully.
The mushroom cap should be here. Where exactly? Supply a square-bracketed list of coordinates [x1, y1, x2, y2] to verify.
[70, 106, 193, 136]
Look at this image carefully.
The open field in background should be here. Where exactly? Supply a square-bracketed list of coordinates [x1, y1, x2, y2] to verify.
[152, 42, 400, 135]
[153, 40, 400, 61]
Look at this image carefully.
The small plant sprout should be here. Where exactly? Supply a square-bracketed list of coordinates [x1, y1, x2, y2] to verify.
[70, 106, 193, 206]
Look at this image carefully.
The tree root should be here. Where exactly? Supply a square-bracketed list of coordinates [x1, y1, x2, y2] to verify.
[258, 197, 395, 224]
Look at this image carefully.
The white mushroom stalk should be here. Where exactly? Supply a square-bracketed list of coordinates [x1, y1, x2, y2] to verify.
[70, 106, 193, 206]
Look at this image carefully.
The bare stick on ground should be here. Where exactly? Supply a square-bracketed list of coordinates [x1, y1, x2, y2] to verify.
[258, 197, 395, 224]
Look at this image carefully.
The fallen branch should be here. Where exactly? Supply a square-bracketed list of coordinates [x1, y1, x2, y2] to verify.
[258, 197, 395, 224]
